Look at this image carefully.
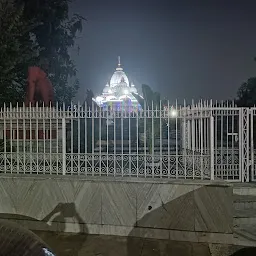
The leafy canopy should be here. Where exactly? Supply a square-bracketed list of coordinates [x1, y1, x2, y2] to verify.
[0, 0, 38, 105]
[15, 0, 86, 104]
[0, 0, 85, 105]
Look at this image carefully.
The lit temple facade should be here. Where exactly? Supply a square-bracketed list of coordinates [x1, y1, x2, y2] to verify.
[93, 57, 142, 111]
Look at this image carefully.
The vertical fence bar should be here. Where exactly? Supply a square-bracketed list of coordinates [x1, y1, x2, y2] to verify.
[167, 101, 170, 178]
[136, 109, 139, 177]
[62, 116, 66, 175]
[144, 102, 147, 177]
[92, 103, 95, 176]
[160, 101, 162, 177]
[23, 104, 26, 174]
[220, 102, 224, 179]
[210, 114, 215, 180]
[191, 101, 195, 179]
[10, 104, 13, 174]
[250, 109, 254, 181]
[209, 101, 215, 180]
[29, 104, 32, 174]
[128, 109, 131, 177]
[49, 104, 52, 174]
[203, 106, 207, 156]
[3, 104, 6, 173]
[84, 102, 88, 176]
[78, 103, 81, 175]
[36, 104, 39, 174]
[121, 109, 124, 176]
[231, 103, 235, 180]
[226, 109, 229, 179]
[16, 104, 19, 174]
[99, 104, 102, 176]
[76, 102, 81, 175]
[113, 108, 116, 177]
[183, 101, 187, 178]
[151, 101, 154, 178]
[43, 104, 46, 174]
[200, 102, 204, 179]
[175, 101, 178, 178]
[70, 103, 74, 175]
[56, 102, 59, 174]
[106, 108, 109, 176]
[214, 105, 218, 177]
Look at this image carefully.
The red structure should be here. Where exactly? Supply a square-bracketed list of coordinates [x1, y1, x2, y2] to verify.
[25, 66, 54, 107]
[6, 130, 57, 140]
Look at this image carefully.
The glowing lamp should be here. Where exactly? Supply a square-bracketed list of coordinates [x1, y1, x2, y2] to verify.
[170, 109, 177, 117]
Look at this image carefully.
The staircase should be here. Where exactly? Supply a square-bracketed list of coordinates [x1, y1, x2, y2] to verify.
[233, 185, 256, 246]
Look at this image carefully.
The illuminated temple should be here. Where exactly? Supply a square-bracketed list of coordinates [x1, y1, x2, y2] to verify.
[93, 57, 142, 111]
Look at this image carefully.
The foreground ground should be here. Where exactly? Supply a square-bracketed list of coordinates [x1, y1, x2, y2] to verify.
[33, 231, 254, 256]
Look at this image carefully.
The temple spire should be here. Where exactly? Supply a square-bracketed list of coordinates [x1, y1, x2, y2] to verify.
[116, 56, 123, 71]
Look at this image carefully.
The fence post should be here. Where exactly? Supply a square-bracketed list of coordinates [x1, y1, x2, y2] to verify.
[210, 116, 215, 180]
[239, 108, 250, 182]
[62, 117, 66, 175]
[244, 108, 250, 182]
[250, 108, 254, 182]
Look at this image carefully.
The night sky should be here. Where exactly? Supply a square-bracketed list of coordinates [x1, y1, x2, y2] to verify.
[70, 0, 256, 103]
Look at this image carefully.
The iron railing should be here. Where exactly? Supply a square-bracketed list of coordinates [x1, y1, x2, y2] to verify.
[0, 101, 254, 182]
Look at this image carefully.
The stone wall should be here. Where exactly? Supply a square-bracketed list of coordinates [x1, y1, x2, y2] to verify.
[0, 176, 236, 245]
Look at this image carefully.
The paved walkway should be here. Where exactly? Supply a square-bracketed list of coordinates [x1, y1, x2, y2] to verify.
[35, 231, 212, 256]
[33, 231, 256, 256]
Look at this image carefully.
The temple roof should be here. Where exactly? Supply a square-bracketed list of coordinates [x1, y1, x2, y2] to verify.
[109, 56, 129, 87]
[93, 57, 142, 108]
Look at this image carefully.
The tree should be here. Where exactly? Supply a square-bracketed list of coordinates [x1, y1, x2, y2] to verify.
[236, 77, 256, 107]
[132, 84, 161, 109]
[15, 0, 85, 104]
[132, 84, 168, 153]
[67, 89, 105, 153]
[0, 0, 39, 105]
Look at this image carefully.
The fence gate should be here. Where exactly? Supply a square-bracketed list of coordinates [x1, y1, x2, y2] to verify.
[212, 107, 250, 182]
[182, 109, 213, 180]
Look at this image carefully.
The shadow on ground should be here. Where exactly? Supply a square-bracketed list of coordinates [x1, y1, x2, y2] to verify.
[0, 202, 86, 256]
[231, 248, 256, 255]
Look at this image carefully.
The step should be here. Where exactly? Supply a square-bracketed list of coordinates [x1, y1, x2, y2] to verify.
[234, 217, 256, 225]
[234, 186, 256, 196]
[234, 224, 256, 243]
[233, 194, 256, 203]
[234, 208, 256, 218]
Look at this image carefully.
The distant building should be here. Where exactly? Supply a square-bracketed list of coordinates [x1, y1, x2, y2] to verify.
[93, 57, 142, 111]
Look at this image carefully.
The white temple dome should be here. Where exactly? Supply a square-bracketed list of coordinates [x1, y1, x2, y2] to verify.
[110, 58, 129, 87]
[93, 57, 143, 110]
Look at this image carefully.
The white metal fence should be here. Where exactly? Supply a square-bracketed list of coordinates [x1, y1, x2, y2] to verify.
[0, 101, 255, 182]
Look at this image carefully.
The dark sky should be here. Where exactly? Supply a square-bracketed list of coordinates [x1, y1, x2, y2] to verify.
[70, 0, 256, 102]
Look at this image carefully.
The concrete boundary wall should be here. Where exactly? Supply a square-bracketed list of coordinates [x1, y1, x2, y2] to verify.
[0, 175, 247, 246]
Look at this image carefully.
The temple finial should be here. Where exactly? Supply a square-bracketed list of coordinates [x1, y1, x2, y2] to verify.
[118, 56, 121, 67]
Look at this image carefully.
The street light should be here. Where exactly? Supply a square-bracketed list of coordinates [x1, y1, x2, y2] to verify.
[170, 109, 177, 117]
